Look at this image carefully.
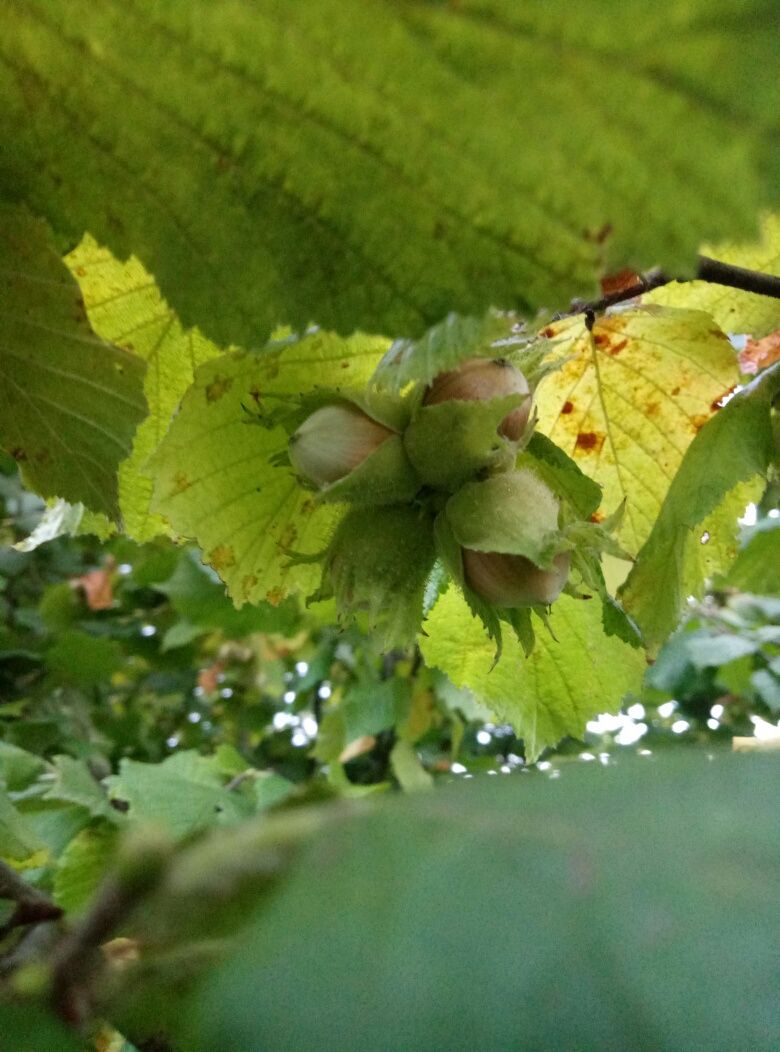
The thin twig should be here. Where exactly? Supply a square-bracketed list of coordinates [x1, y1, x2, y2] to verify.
[558, 256, 780, 320]
[0, 859, 63, 939]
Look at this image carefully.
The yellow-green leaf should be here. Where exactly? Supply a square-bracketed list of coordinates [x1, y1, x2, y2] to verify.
[421, 588, 644, 760]
[647, 214, 780, 340]
[535, 307, 739, 555]
[65, 237, 222, 541]
[149, 331, 389, 606]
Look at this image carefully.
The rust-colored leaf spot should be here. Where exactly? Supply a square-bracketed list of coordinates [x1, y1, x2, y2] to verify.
[575, 431, 605, 453]
[10, 446, 27, 461]
[266, 586, 286, 606]
[341, 360, 351, 369]
[710, 385, 738, 411]
[589, 511, 605, 524]
[600, 268, 641, 297]
[74, 566, 114, 610]
[739, 329, 780, 375]
[561, 400, 574, 414]
[644, 401, 660, 417]
[540, 326, 556, 339]
[172, 471, 191, 494]
[671, 386, 681, 396]
[299, 499, 316, 515]
[607, 338, 627, 356]
[205, 374, 233, 403]
[593, 332, 610, 348]
[691, 414, 709, 433]
[209, 544, 236, 571]
[242, 573, 258, 598]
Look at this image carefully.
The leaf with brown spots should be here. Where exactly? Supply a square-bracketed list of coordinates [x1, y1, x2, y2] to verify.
[149, 329, 389, 606]
[535, 305, 740, 556]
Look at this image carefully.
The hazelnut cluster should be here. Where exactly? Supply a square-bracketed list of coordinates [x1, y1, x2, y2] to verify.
[282, 349, 598, 652]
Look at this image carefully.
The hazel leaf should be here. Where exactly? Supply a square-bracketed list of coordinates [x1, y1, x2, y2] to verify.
[0, 206, 147, 519]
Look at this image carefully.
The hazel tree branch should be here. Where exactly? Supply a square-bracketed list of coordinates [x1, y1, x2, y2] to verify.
[560, 255, 780, 323]
[0, 859, 63, 939]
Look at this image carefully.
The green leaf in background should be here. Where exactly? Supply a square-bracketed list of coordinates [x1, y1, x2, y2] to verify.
[53, 820, 118, 914]
[0, 206, 146, 518]
[535, 307, 740, 555]
[2, 3, 779, 345]
[183, 754, 780, 1052]
[106, 751, 254, 841]
[0, 1002, 86, 1052]
[156, 550, 299, 638]
[648, 213, 780, 339]
[421, 589, 644, 759]
[149, 330, 388, 607]
[42, 755, 116, 821]
[620, 362, 780, 650]
[46, 631, 123, 689]
[725, 517, 780, 594]
[65, 237, 222, 542]
[0, 790, 46, 864]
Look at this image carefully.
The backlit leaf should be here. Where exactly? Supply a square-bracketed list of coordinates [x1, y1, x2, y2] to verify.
[2, 3, 779, 344]
[65, 237, 222, 541]
[0, 206, 146, 518]
[621, 363, 780, 649]
[421, 588, 644, 759]
[149, 331, 388, 606]
[535, 307, 739, 554]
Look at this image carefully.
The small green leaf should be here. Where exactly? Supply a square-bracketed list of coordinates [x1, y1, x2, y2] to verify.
[751, 669, 780, 712]
[685, 634, 759, 669]
[46, 631, 123, 688]
[726, 518, 780, 594]
[53, 821, 119, 914]
[389, 740, 433, 793]
[43, 756, 116, 821]
[105, 752, 252, 841]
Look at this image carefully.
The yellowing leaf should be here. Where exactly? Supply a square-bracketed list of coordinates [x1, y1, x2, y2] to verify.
[65, 237, 222, 541]
[535, 307, 739, 555]
[421, 589, 644, 760]
[150, 331, 389, 606]
[647, 214, 780, 340]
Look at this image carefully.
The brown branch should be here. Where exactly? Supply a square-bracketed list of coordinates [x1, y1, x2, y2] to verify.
[559, 256, 780, 321]
[0, 860, 63, 939]
[50, 833, 170, 1025]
